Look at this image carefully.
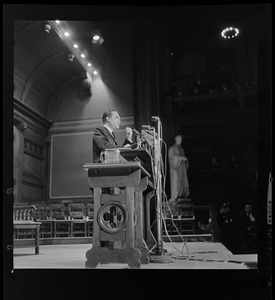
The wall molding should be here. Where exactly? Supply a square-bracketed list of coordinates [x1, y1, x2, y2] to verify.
[14, 98, 52, 135]
[24, 139, 44, 160]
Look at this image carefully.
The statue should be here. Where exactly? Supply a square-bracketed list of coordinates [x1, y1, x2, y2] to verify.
[168, 134, 190, 202]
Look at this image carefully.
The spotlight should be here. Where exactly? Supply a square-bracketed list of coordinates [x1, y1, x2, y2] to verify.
[67, 53, 74, 62]
[91, 30, 104, 45]
[44, 23, 51, 34]
[93, 34, 100, 41]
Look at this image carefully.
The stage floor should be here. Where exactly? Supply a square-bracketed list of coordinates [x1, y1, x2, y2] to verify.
[13, 241, 257, 269]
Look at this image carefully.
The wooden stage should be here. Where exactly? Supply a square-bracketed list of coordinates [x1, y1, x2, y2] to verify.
[13, 239, 257, 269]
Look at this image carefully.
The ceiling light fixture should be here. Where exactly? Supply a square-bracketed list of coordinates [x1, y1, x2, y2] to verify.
[221, 27, 239, 39]
[49, 20, 100, 76]
[91, 30, 104, 45]
[67, 53, 74, 62]
[44, 23, 51, 34]
[93, 34, 100, 41]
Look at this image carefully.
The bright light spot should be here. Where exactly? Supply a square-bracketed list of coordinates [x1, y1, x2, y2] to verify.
[73, 44, 78, 48]
[81, 54, 85, 58]
[93, 34, 100, 41]
[55, 20, 60, 24]
[221, 27, 239, 39]
[87, 63, 92, 67]
[93, 70, 98, 75]
[64, 32, 70, 37]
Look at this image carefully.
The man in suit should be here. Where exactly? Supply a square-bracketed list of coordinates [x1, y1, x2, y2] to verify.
[92, 110, 131, 249]
[93, 109, 132, 163]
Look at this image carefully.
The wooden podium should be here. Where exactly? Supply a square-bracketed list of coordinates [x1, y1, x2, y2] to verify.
[83, 161, 155, 269]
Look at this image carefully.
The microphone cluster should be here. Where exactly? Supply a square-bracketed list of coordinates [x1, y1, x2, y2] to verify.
[151, 116, 160, 122]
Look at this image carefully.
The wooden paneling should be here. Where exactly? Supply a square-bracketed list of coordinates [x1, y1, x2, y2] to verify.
[14, 98, 51, 205]
[21, 181, 44, 203]
[22, 152, 44, 178]
[14, 20, 85, 116]
[21, 147, 45, 204]
[25, 90, 49, 117]
[49, 132, 93, 199]
[246, 144, 258, 169]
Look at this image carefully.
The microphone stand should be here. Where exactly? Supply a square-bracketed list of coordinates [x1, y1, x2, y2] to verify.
[150, 117, 174, 263]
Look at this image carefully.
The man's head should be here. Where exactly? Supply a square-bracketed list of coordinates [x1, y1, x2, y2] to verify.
[244, 204, 252, 214]
[220, 202, 230, 214]
[102, 110, 121, 130]
[175, 134, 182, 145]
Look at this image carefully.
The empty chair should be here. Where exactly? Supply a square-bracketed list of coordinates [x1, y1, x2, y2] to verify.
[34, 205, 53, 238]
[49, 204, 71, 237]
[164, 200, 195, 235]
[13, 205, 41, 254]
[68, 203, 87, 237]
[86, 203, 94, 237]
[14, 205, 38, 239]
[176, 201, 195, 234]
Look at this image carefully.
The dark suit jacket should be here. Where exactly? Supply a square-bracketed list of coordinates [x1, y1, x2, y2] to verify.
[93, 126, 120, 163]
[122, 138, 133, 146]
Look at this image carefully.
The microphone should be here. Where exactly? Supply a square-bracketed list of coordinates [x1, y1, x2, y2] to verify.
[142, 125, 155, 134]
[142, 125, 151, 130]
[132, 128, 140, 135]
[142, 129, 155, 137]
[151, 116, 160, 122]
[132, 129, 142, 148]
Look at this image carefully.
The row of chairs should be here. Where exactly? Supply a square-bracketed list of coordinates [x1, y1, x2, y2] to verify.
[163, 200, 196, 235]
[34, 203, 94, 220]
[14, 203, 94, 239]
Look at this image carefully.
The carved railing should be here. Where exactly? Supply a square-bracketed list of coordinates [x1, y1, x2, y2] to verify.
[186, 167, 257, 206]
[188, 168, 241, 189]
[13, 205, 37, 221]
[164, 90, 258, 117]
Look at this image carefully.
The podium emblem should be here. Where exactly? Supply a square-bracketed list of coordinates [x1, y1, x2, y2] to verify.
[97, 202, 128, 233]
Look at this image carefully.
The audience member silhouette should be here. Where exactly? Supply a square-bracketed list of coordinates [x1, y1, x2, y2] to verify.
[238, 203, 257, 253]
[217, 202, 239, 253]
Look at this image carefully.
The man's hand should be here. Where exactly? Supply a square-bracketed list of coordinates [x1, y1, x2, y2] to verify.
[125, 127, 133, 140]
[123, 143, 132, 148]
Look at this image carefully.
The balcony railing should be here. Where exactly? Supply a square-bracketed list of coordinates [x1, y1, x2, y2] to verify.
[163, 90, 258, 117]
[188, 168, 241, 188]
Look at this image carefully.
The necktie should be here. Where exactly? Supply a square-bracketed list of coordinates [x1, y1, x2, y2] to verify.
[112, 132, 116, 140]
